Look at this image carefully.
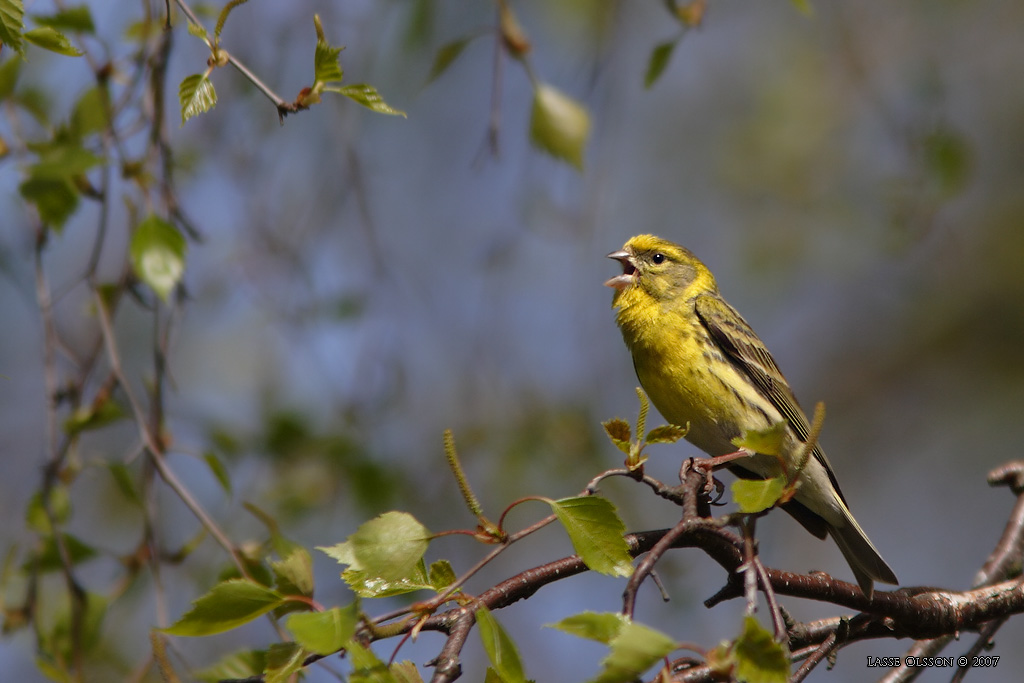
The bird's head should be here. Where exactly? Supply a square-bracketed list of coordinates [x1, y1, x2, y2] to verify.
[605, 234, 715, 308]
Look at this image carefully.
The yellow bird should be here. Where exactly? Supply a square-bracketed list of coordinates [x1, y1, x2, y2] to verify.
[606, 234, 897, 596]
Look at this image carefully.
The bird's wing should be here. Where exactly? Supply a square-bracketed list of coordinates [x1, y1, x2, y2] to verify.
[694, 293, 847, 505]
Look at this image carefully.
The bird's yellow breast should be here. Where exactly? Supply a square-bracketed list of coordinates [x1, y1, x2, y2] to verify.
[616, 294, 781, 459]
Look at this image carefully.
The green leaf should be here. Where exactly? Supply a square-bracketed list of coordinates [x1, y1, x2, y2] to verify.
[529, 83, 590, 171]
[601, 418, 632, 454]
[194, 649, 266, 683]
[476, 606, 526, 683]
[286, 605, 358, 655]
[32, 6, 95, 33]
[162, 579, 284, 636]
[63, 399, 124, 436]
[348, 641, 398, 683]
[333, 83, 406, 117]
[27, 144, 102, 179]
[922, 126, 971, 197]
[178, 73, 217, 124]
[70, 86, 109, 137]
[551, 612, 676, 683]
[26, 486, 71, 534]
[23, 27, 82, 56]
[108, 462, 141, 505]
[391, 661, 425, 683]
[19, 177, 77, 228]
[341, 559, 431, 598]
[548, 611, 626, 644]
[0, 0, 26, 56]
[129, 214, 187, 301]
[644, 40, 677, 89]
[203, 452, 232, 495]
[731, 476, 786, 515]
[594, 618, 677, 683]
[271, 548, 314, 598]
[733, 616, 790, 683]
[319, 511, 430, 586]
[550, 497, 633, 577]
[0, 54, 20, 101]
[25, 533, 97, 572]
[790, 0, 813, 16]
[314, 39, 344, 84]
[732, 422, 787, 457]
[264, 642, 306, 683]
[45, 591, 107, 660]
[644, 424, 688, 445]
[426, 37, 470, 84]
[428, 559, 456, 591]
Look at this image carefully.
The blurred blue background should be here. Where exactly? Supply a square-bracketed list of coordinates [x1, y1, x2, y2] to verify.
[2, 0, 1024, 681]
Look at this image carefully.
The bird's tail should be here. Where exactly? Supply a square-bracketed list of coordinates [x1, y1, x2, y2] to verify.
[829, 512, 899, 598]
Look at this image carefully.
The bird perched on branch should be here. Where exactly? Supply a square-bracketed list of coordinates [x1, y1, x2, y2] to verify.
[606, 234, 897, 596]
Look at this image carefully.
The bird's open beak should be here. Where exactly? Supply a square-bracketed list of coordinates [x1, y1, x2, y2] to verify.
[604, 249, 637, 290]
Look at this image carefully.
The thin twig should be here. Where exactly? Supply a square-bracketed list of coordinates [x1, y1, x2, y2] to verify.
[93, 289, 245, 573]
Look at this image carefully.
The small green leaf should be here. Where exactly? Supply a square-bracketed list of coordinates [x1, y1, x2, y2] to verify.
[734, 616, 790, 683]
[26, 486, 70, 534]
[286, 605, 358, 655]
[264, 642, 306, 683]
[551, 612, 676, 683]
[32, 6, 95, 33]
[644, 424, 688, 445]
[19, 177, 77, 228]
[314, 40, 344, 84]
[644, 40, 677, 89]
[0, 53, 21, 101]
[129, 214, 187, 301]
[731, 477, 786, 514]
[0, 0, 26, 56]
[25, 533, 97, 572]
[333, 83, 406, 117]
[428, 559, 456, 591]
[71, 86, 110, 137]
[108, 462, 141, 505]
[391, 661, 426, 683]
[594, 618, 677, 683]
[529, 83, 590, 171]
[601, 418, 632, 454]
[340, 559, 431, 598]
[790, 0, 813, 16]
[348, 640, 398, 683]
[27, 144, 101, 179]
[194, 650, 266, 683]
[922, 126, 971, 197]
[426, 37, 470, 83]
[319, 512, 431, 597]
[323, 511, 429, 581]
[550, 497, 633, 578]
[476, 606, 526, 683]
[732, 422, 787, 457]
[548, 611, 626, 644]
[271, 548, 314, 598]
[178, 73, 217, 124]
[203, 452, 232, 495]
[24, 26, 82, 56]
[63, 399, 124, 436]
[162, 579, 284, 636]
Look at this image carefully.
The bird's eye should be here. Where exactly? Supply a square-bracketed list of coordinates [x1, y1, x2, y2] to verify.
[651, 252, 666, 264]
